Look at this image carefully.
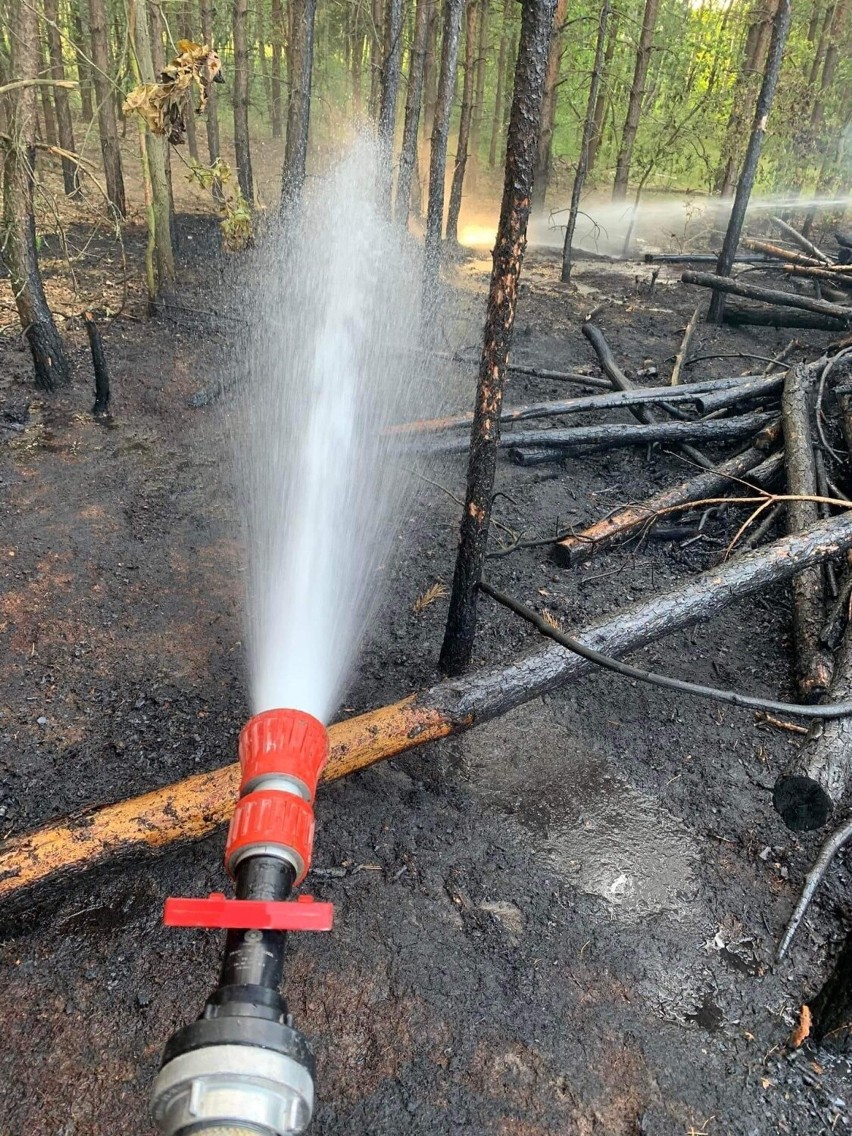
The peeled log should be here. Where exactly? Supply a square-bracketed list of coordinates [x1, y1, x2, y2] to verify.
[4, 511, 852, 916]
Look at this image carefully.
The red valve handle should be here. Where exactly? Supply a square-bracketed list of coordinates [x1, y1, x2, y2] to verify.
[164, 892, 334, 931]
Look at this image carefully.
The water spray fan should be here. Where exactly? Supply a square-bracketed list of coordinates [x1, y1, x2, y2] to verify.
[150, 708, 333, 1136]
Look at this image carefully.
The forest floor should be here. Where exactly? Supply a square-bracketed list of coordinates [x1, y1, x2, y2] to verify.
[1, 202, 851, 1135]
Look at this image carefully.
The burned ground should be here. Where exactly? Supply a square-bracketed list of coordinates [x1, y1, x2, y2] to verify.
[1, 222, 850, 1135]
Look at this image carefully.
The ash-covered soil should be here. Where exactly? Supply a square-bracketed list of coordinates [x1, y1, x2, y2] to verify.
[1, 220, 850, 1135]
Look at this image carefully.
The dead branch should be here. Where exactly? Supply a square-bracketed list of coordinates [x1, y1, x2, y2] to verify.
[784, 362, 834, 700]
[724, 306, 847, 332]
[770, 216, 832, 265]
[740, 237, 825, 268]
[670, 305, 701, 386]
[683, 271, 852, 322]
[4, 511, 852, 915]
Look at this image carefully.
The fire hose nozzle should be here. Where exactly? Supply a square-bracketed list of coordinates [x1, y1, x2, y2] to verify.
[151, 709, 330, 1136]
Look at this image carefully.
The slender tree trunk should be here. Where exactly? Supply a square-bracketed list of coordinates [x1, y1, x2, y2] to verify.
[423, 0, 464, 286]
[129, 0, 176, 299]
[88, 0, 126, 215]
[39, 39, 58, 146]
[281, 0, 317, 202]
[232, 0, 254, 200]
[70, 0, 95, 122]
[488, 0, 510, 168]
[199, 0, 223, 200]
[43, 0, 81, 195]
[257, 0, 274, 124]
[468, 0, 490, 181]
[422, 0, 439, 140]
[271, 0, 285, 137]
[369, 0, 384, 118]
[378, 0, 403, 205]
[1, 0, 70, 390]
[396, 0, 431, 223]
[180, 0, 200, 161]
[810, 0, 847, 133]
[530, 0, 567, 212]
[561, 0, 611, 281]
[612, 0, 660, 201]
[149, 0, 178, 254]
[586, 6, 618, 176]
[439, 0, 557, 675]
[445, 0, 479, 244]
[707, 0, 792, 323]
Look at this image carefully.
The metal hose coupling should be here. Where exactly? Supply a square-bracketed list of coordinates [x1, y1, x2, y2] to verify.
[151, 709, 333, 1136]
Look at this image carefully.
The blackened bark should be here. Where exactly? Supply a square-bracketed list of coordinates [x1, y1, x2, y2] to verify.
[439, 0, 558, 675]
[232, 0, 254, 201]
[423, 0, 464, 285]
[811, 932, 852, 1051]
[683, 270, 851, 322]
[396, 0, 431, 223]
[531, 0, 568, 214]
[612, 0, 660, 201]
[561, 0, 610, 281]
[445, 0, 479, 244]
[83, 311, 111, 415]
[43, 0, 80, 195]
[88, 0, 126, 215]
[1, 0, 70, 389]
[707, 0, 792, 323]
[281, 0, 317, 203]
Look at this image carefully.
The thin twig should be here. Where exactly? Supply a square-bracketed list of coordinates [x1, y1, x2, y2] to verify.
[776, 815, 852, 960]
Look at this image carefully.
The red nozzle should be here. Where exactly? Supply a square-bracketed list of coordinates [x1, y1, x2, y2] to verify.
[224, 708, 329, 885]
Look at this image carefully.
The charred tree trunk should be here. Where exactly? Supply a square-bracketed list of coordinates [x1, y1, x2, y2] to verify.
[232, 0, 254, 201]
[43, 0, 81, 195]
[445, 0, 479, 244]
[5, 511, 852, 915]
[440, 0, 558, 675]
[281, 0, 317, 203]
[129, 0, 176, 299]
[612, 0, 660, 201]
[561, 0, 611, 281]
[70, 0, 94, 122]
[423, 0, 464, 286]
[1, 0, 71, 390]
[199, 0, 223, 199]
[83, 311, 111, 415]
[488, 0, 511, 169]
[88, 0, 126, 215]
[531, 0, 568, 214]
[811, 930, 852, 1052]
[396, 0, 431, 223]
[586, 6, 618, 177]
[708, 0, 790, 324]
[270, 0, 285, 138]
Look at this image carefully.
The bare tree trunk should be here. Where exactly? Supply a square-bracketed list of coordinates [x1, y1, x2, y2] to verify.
[271, 0, 285, 137]
[378, 0, 403, 204]
[586, 6, 618, 176]
[612, 0, 660, 201]
[422, 0, 439, 140]
[1, 0, 70, 390]
[396, 0, 430, 223]
[468, 0, 489, 182]
[369, 0, 384, 117]
[88, 0, 126, 215]
[232, 0, 254, 200]
[281, 0, 317, 202]
[423, 0, 464, 286]
[445, 0, 479, 244]
[707, 0, 792, 323]
[561, 0, 610, 281]
[43, 0, 81, 195]
[39, 39, 58, 146]
[181, 0, 200, 161]
[199, 0, 223, 200]
[255, 0, 273, 130]
[488, 0, 510, 168]
[129, 0, 176, 299]
[810, 0, 847, 133]
[531, 0, 567, 213]
[70, 0, 94, 122]
[440, 0, 557, 675]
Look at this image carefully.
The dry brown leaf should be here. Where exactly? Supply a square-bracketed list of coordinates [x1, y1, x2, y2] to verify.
[541, 609, 561, 629]
[412, 582, 448, 613]
[791, 1004, 812, 1048]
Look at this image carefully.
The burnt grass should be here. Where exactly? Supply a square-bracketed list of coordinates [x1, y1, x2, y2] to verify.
[1, 216, 851, 1135]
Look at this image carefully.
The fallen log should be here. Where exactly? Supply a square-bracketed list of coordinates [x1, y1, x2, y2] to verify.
[770, 216, 832, 265]
[507, 363, 612, 389]
[390, 373, 771, 435]
[740, 237, 825, 268]
[723, 306, 847, 332]
[691, 372, 785, 416]
[503, 411, 774, 460]
[773, 622, 852, 831]
[552, 444, 783, 566]
[682, 271, 852, 322]
[811, 926, 852, 1052]
[783, 265, 852, 290]
[783, 363, 834, 700]
[4, 510, 852, 915]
